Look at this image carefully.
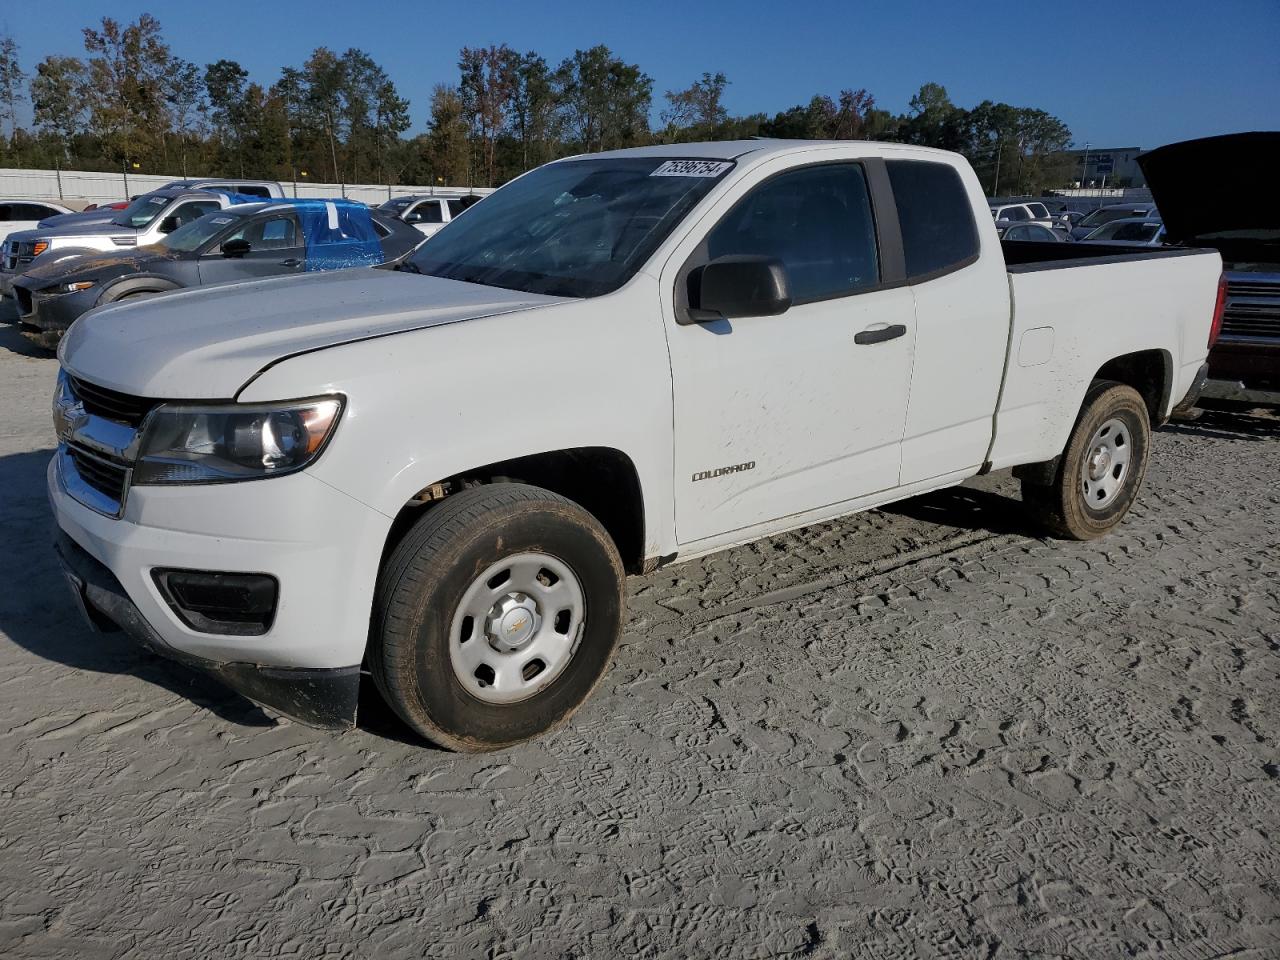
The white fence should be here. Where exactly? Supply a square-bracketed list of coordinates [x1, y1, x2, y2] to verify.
[0, 166, 494, 207]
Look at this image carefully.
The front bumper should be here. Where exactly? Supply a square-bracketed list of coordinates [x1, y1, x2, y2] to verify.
[48, 452, 394, 726]
[16, 283, 96, 347]
[55, 531, 360, 728]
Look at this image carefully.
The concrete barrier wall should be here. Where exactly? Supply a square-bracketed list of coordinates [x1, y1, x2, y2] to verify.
[0, 167, 495, 206]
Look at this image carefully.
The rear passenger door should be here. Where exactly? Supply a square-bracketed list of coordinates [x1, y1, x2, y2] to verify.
[887, 159, 1012, 484]
[662, 158, 918, 544]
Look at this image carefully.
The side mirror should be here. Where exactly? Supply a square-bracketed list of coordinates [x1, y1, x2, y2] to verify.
[686, 255, 792, 323]
[221, 238, 251, 258]
[158, 216, 179, 234]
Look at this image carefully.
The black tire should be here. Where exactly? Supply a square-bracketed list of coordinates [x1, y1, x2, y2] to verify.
[371, 483, 625, 752]
[1021, 380, 1152, 540]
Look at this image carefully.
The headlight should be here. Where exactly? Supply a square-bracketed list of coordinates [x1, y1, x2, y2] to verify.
[33, 240, 49, 257]
[58, 281, 95, 294]
[132, 396, 343, 485]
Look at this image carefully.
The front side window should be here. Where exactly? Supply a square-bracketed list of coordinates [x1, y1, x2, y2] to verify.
[1005, 225, 1030, 240]
[704, 163, 880, 303]
[887, 160, 980, 280]
[408, 157, 732, 298]
[161, 212, 245, 253]
[170, 200, 222, 228]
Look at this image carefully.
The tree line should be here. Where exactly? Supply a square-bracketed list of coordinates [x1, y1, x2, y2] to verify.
[0, 15, 1080, 195]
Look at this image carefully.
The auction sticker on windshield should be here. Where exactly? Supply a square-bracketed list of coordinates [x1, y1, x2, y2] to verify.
[651, 160, 733, 178]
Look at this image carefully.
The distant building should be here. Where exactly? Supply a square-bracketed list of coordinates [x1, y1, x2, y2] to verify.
[1066, 147, 1146, 188]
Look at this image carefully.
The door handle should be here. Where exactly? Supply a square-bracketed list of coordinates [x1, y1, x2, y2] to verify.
[280, 258, 302, 268]
[854, 323, 907, 345]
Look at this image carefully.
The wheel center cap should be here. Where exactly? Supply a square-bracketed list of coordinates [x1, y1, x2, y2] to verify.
[488, 594, 539, 651]
[1089, 446, 1112, 481]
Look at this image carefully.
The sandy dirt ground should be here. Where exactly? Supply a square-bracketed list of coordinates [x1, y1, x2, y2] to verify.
[0, 317, 1276, 959]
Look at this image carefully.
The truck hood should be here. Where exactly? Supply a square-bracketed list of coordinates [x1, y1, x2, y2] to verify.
[21, 219, 139, 241]
[60, 268, 565, 399]
[1138, 132, 1280, 245]
[39, 209, 118, 229]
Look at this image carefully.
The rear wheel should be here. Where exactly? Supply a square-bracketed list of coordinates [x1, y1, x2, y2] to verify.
[1022, 380, 1152, 540]
[371, 483, 625, 752]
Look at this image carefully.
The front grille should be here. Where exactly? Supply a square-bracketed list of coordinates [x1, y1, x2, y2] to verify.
[66, 446, 128, 502]
[1221, 279, 1280, 340]
[69, 376, 158, 427]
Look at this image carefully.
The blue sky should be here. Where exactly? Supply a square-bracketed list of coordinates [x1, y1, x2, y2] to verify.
[2, 0, 1277, 149]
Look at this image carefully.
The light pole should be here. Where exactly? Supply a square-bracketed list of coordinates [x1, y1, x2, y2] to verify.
[1080, 141, 1090, 191]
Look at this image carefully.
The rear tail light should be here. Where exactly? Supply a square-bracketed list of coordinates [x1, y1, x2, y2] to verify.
[1208, 273, 1227, 348]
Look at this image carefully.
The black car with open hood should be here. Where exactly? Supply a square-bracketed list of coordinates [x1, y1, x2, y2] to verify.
[1139, 132, 1280, 406]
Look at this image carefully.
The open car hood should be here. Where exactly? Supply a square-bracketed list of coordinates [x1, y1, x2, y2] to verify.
[1138, 132, 1280, 244]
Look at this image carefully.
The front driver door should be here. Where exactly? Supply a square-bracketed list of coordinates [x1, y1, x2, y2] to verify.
[198, 213, 305, 284]
[663, 159, 917, 545]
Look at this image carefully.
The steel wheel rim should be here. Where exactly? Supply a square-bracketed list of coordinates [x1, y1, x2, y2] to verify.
[1081, 417, 1132, 510]
[449, 552, 585, 705]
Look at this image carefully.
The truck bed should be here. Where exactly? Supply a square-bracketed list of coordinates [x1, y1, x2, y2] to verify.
[988, 242, 1222, 475]
[1001, 239, 1207, 270]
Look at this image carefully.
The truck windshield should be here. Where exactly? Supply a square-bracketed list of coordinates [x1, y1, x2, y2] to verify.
[161, 212, 243, 253]
[406, 157, 734, 297]
[110, 195, 170, 229]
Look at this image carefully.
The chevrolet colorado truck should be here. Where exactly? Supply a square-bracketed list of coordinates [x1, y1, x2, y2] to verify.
[49, 140, 1224, 751]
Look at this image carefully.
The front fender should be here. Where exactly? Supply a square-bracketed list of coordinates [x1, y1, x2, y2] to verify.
[97, 275, 183, 305]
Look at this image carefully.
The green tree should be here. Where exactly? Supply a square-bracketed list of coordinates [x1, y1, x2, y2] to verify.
[30, 55, 88, 160]
[661, 71, 729, 142]
[554, 46, 652, 152]
[81, 14, 173, 166]
[204, 59, 250, 175]
[459, 44, 518, 186]
[164, 57, 205, 177]
[0, 35, 25, 147]
[425, 83, 470, 186]
[508, 52, 558, 171]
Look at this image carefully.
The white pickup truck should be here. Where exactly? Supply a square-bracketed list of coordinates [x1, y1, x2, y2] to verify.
[50, 140, 1223, 751]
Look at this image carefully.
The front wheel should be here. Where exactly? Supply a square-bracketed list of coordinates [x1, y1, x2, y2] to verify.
[1022, 380, 1152, 540]
[371, 483, 625, 751]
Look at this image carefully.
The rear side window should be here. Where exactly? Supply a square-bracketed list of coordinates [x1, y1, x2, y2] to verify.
[1027, 203, 1049, 219]
[888, 160, 979, 280]
[705, 162, 880, 303]
[235, 185, 272, 199]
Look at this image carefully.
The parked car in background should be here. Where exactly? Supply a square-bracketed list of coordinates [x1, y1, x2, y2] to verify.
[0, 199, 74, 246]
[1081, 219, 1167, 245]
[378, 194, 483, 237]
[997, 223, 1067, 242]
[989, 201, 1054, 227]
[1069, 202, 1160, 239]
[1, 188, 243, 299]
[49, 140, 1221, 749]
[1140, 131, 1280, 407]
[159, 178, 285, 199]
[14, 200, 422, 348]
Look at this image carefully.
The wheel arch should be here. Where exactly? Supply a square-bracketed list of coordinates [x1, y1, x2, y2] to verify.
[1092, 348, 1173, 423]
[96, 275, 183, 304]
[379, 446, 648, 576]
